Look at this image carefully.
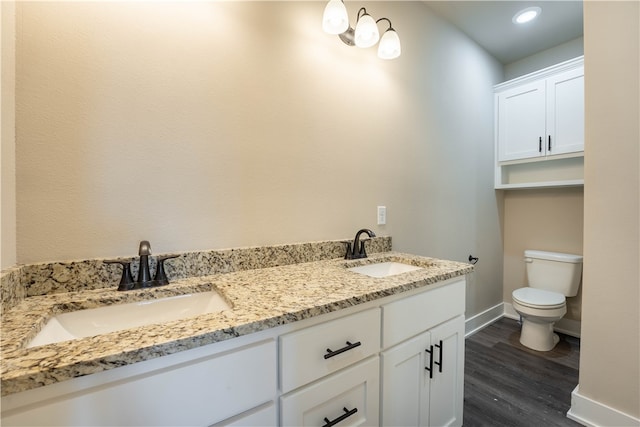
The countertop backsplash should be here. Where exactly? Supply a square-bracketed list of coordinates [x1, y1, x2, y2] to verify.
[0, 237, 391, 312]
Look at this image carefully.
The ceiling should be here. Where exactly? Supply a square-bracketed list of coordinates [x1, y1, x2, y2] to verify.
[423, 1, 584, 64]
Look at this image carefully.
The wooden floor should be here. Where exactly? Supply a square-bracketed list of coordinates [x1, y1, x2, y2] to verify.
[463, 318, 581, 427]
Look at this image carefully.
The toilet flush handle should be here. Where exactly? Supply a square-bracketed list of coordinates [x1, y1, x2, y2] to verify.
[524, 257, 533, 263]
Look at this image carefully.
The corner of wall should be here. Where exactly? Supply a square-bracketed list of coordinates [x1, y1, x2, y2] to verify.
[503, 36, 584, 81]
[1, 0, 17, 269]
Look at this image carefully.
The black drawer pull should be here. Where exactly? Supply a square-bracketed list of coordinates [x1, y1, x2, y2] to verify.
[539, 137, 542, 152]
[425, 345, 434, 378]
[323, 407, 358, 427]
[324, 341, 361, 359]
[548, 135, 552, 151]
[434, 340, 443, 373]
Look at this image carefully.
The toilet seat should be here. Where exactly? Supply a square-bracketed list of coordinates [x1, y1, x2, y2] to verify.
[512, 287, 565, 310]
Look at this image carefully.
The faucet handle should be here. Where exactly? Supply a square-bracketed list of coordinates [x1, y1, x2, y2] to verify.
[358, 241, 368, 258]
[344, 242, 353, 260]
[154, 255, 179, 286]
[104, 260, 135, 291]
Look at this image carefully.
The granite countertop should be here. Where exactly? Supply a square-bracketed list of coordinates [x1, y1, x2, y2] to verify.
[0, 252, 472, 396]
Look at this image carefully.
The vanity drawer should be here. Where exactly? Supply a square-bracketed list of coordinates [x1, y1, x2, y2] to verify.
[382, 278, 465, 348]
[280, 308, 381, 393]
[280, 356, 379, 427]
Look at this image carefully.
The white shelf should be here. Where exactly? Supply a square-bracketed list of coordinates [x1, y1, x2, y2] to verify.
[495, 179, 584, 190]
[495, 155, 584, 190]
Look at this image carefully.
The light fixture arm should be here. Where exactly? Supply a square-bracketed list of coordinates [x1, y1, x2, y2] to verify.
[324, 1, 401, 59]
[375, 17, 394, 31]
[356, 7, 368, 23]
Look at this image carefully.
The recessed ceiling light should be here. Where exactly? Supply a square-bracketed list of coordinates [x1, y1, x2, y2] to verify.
[513, 6, 542, 24]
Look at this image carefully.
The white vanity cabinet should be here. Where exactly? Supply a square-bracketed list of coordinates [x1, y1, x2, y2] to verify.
[1, 338, 278, 427]
[2, 275, 467, 427]
[381, 280, 465, 427]
[495, 56, 585, 189]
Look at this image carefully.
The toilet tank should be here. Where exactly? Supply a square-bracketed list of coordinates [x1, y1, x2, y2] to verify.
[525, 250, 583, 296]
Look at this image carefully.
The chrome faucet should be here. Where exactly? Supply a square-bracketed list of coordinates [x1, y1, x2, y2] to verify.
[137, 240, 153, 287]
[345, 229, 376, 260]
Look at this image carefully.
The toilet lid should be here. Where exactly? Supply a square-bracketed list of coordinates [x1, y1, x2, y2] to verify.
[513, 288, 565, 309]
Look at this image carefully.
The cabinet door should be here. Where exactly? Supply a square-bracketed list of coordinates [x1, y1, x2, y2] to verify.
[497, 80, 546, 162]
[381, 332, 431, 427]
[428, 315, 465, 427]
[546, 67, 584, 156]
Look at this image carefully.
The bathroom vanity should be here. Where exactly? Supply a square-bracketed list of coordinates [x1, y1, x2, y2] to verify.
[1, 243, 471, 426]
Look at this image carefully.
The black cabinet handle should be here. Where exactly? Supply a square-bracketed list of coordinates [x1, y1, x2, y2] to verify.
[324, 341, 361, 359]
[539, 137, 542, 153]
[322, 407, 358, 427]
[425, 345, 434, 378]
[434, 340, 443, 373]
[548, 135, 552, 152]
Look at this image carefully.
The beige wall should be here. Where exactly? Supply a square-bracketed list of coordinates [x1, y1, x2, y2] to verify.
[7, 1, 503, 319]
[580, 0, 639, 419]
[1, 0, 17, 269]
[503, 188, 584, 320]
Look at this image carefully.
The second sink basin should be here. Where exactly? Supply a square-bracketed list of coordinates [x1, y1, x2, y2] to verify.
[348, 262, 423, 278]
[27, 291, 231, 348]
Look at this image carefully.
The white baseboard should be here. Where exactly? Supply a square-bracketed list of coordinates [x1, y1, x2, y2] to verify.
[503, 302, 581, 338]
[465, 303, 504, 337]
[567, 385, 640, 427]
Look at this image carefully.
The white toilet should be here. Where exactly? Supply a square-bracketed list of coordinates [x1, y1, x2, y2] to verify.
[512, 250, 583, 351]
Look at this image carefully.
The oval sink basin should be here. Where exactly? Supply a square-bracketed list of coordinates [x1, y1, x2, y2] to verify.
[348, 262, 423, 278]
[27, 291, 231, 348]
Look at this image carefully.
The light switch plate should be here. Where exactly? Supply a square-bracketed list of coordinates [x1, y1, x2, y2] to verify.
[377, 206, 387, 225]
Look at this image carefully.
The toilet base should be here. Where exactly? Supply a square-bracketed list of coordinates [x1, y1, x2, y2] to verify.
[519, 318, 559, 351]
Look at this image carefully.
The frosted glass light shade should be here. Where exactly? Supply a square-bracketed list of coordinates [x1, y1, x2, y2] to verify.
[377, 29, 401, 59]
[354, 13, 379, 48]
[322, 0, 349, 35]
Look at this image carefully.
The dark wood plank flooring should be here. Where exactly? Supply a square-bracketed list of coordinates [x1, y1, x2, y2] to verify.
[463, 318, 581, 427]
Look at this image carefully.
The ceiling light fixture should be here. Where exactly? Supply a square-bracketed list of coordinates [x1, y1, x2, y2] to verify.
[322, 0, 401, 60]
[513, 6, 542, 24]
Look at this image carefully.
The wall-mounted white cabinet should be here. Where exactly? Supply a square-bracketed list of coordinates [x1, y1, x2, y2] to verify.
[495, 57, 584, 189]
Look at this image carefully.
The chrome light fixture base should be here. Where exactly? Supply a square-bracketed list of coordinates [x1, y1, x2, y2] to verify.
[323, 1, 401, 59]
[339, 27, 355, 46]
